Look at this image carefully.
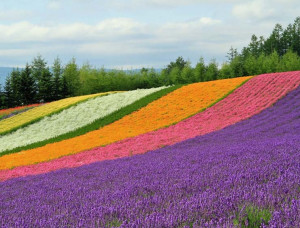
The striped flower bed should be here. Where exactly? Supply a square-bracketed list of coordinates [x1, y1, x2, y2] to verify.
[0, 87, 167, 153]
[1, 84, 299, 227]
[1, 72, 299, 180]
[0, 92, 115, 135]
[0, 76, 250, 170]
[0, 104, 42, 120]
[0, 104, 41, 116]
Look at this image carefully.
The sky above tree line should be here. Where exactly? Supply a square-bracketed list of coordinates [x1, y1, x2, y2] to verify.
[0, 0, 299, 69]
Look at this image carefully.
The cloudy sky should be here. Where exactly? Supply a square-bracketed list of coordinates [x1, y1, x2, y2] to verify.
[0, 0, 299, 69]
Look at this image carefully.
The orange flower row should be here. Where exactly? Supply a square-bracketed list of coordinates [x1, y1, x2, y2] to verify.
[0, 76, 252, 170]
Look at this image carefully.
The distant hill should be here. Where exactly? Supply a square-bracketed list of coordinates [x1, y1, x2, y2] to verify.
[0, 67, 14, 87]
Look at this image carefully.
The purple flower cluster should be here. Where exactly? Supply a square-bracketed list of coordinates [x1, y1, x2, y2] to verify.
[0, 87, 300, 227]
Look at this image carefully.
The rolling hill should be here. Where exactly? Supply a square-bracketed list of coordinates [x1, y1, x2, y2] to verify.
[0, 71, 299, 227]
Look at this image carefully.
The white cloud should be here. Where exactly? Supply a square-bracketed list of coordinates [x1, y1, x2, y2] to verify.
[232, 0, 300, 23]
[47, 0, 61, 10]
[232, 0, 276, 21]
[0, 22, 50, 42]
[0, 9, 32, 21]
[0, 49, 35, 57]
[0, 18, 144, 43]
[0, 16, 227, 66]
[110, 0, 238, 9]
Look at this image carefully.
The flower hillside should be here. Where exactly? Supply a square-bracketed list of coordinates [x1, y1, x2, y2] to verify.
[0, 91, 116, 135]
[0, 76, 250, 170]
[1, 84, 299, 227]
[1, 71, 299, 180]
[0, 86, 167, 153]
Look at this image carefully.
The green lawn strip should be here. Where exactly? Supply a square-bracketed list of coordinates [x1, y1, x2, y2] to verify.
[0, 92, 116, 137]
[0, 85, 181, 157]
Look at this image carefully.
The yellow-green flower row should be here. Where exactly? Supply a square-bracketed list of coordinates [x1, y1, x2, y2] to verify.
[0, 92, 116, 135]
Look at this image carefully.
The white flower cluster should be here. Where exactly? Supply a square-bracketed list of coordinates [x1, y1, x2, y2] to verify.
[0, 86, 168, 153]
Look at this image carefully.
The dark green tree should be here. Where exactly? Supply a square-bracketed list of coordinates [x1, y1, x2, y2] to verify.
[264, 24, 283, 55]
[160, 69, 171, 85]
[282, 23, 294, 54]
[4, 76, 13, 108]
[165, 56, 188, 74]
[52, 57, 63, 100]
[219, 62, 232, 79]
[262, 51, 279, 73]
[230, 55, 244, 77]
[79, 63, 99, 95]
[226, 47, 238, 62]
[148, 68, 161, 87]
[10, 69, 22, 106]
[194, 57, 206, 82]
[244, 54, 258, 75]
[38, 67, 53, 102]
[206, 59, 219, 81]
[60, 74, 69, 98]
[31, 54, 50, 101]
[278, 49, 300, 72]
[292, 17, 300, 56]
[19, 64, 37, 105]
[0, 84, 4, 109]
[140, 67, 149, 75]
[248, 35, 260, 58]
[31, 54, 47, 81]
[63, 57, 80, 96]
[181, 64, 194, 83]
[169, 66, 181, 84]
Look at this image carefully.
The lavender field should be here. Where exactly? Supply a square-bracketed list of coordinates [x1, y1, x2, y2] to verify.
[0, 84, 299, 227]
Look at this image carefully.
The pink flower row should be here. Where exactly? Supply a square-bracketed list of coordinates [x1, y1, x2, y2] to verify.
[1, 71, 300, 182]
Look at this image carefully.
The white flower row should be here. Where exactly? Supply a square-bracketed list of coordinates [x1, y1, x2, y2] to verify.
[0, 86, 168, 153]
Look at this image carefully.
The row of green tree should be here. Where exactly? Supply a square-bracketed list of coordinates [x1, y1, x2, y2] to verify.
[0, 17, 300, 108]
[222, 16, 300, 77]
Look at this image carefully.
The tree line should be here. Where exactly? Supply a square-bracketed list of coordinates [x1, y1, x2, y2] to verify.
[0, 17, 300, 109]
[222, 17, 300, 77]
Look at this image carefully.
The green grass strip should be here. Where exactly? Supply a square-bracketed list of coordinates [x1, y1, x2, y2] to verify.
[0, 92, 115, 137]
[0, 85, 182, 157]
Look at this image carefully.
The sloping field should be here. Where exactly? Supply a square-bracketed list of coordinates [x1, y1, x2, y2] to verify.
[1, 72, 299, 180]
[0, 76, 250, 170]
[0, 86, 167, 153]
[1, 76, 299, 226]
[0, 91, 114, 135]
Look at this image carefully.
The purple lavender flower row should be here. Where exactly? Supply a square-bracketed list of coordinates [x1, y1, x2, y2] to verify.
[0, 87, 300, 227]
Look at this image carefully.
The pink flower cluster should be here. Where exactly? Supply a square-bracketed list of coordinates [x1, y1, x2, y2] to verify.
[1, 71, 300, 182]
